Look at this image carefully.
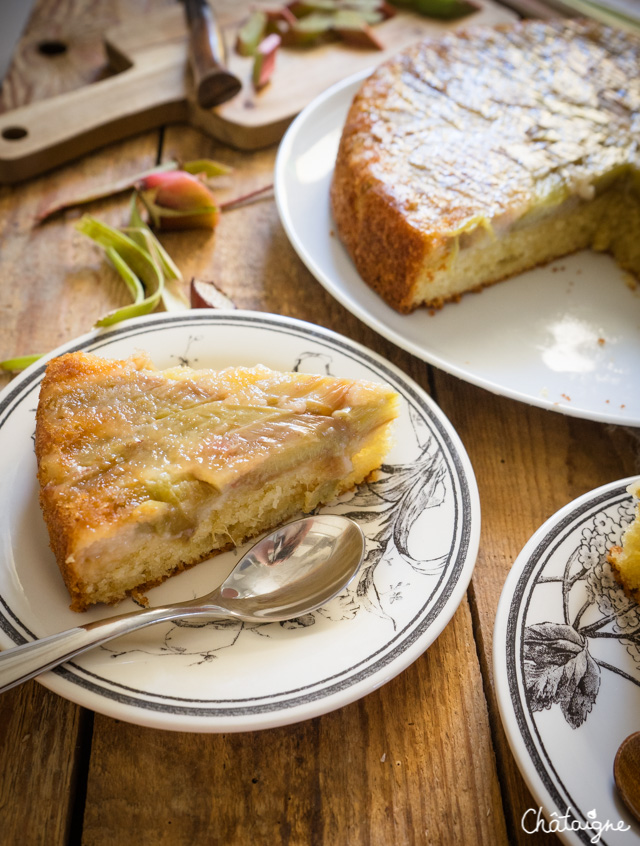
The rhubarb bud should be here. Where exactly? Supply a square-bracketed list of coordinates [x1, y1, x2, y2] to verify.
[136, 170, 219, 231]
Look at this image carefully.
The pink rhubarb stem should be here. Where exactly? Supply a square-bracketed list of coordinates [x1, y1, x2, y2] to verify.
[219, 184, 273, 211]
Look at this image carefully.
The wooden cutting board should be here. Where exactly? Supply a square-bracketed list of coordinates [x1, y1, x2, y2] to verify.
[0, 1, 516, 184]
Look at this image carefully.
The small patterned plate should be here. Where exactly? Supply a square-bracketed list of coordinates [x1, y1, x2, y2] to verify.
[494, 478, 640, 844]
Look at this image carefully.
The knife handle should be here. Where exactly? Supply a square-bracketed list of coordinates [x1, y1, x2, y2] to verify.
[184, 0, 241, 109]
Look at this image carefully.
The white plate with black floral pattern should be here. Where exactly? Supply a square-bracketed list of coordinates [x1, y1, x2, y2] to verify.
[0, 311, 480, 732]
[494, 478, 640, 844]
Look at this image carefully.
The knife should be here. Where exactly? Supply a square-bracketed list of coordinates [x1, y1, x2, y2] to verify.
[183, 0, 242, 109]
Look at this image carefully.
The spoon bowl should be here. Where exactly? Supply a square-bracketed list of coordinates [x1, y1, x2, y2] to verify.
[216, 514, 364, 620]
[0, 514, 364, 694]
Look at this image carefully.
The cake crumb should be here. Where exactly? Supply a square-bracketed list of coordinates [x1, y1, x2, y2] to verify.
[130, 589, 150, 608]
[380, 753, 386, 762]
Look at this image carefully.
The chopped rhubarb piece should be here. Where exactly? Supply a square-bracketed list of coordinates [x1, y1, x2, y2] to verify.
[280, 13, 335, 46]
[376, 1, 397, 18]
[287, 0, 340, 16]
[236, 10, 268, 57]
[252, 33, 281, 89]
[190, 278, 236, 310]
[333, 10, 385, 48]
[344, 0, 396, 13]
[263, 5, 298, 27]
[393, 0, 478, 18]
[337, 1, 385, 22]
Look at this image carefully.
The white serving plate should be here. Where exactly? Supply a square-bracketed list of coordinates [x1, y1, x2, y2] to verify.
[274, 71, 640, 426]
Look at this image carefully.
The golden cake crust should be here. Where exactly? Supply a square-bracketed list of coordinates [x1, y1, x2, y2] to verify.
[35, 353, 128, 590]
[607, 480, 640, 604]
[608, 547, 640, 604]
[36, 351, 399, 611]
[331, 18, 640, 312]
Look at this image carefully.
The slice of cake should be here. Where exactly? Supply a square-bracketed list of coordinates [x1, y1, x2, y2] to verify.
[609, 480, 640, 603]
[331, 19, 640, 312]
[35, 351, 399, 611]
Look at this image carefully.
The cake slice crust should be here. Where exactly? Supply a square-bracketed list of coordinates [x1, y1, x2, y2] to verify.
[608, 481, 640, 604]
[35, 351, 399, 611]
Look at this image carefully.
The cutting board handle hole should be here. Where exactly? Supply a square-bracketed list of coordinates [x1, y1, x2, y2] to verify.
[37, 40, 68, 57]
[2, 127, 28, 142]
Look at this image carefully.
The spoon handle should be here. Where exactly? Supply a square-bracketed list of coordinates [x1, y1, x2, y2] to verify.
[0, 603, 220, 694]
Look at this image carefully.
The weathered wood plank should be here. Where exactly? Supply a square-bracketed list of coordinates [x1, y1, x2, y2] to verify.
[82, 603, 508, 846]
[0, 681, 87, 846]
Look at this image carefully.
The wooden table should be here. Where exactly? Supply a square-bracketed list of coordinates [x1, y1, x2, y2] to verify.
[0, 2, 637, 844]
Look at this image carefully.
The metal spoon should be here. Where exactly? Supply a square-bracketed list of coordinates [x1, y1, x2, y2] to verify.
[614, 731, 640, 823]
[0, 514, 364, 694]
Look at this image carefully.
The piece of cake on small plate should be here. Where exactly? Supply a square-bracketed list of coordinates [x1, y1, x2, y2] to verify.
[609, 480, 640, 603]
[35, 351, 399, 611]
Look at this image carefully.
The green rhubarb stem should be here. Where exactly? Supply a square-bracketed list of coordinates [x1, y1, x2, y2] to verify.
[36, 159, 231, 224]
[36, 163, 178, 224]
[0, 354, 43, 372]
[106, 246, 144, 304]
[75, 215, 165, 326]
[127, 195, 182, 282]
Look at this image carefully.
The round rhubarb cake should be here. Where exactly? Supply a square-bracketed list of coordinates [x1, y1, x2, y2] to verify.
[330, 18, 640, 312]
